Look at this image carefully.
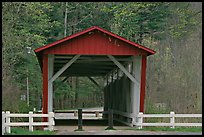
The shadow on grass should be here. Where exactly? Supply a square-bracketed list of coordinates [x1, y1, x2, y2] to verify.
[74, 128, 85, 132]
[105, 127, 117, 130]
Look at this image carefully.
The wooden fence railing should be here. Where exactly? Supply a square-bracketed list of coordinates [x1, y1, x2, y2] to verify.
[55, 110, 102, 117]
[104, 110, 202, 129]
[54, 110, 103, 120]
[3, 110, 201, 135]
[2, 111, 55, 135]
[136, 112, 202, 129]
[72, 110, 102, 117]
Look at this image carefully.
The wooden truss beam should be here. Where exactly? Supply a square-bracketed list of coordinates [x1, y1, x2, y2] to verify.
[54, 76, 71, 90]
[107, 55, 139, 87]
[49, 55, 80, 83]
[88, 77, 102, 90]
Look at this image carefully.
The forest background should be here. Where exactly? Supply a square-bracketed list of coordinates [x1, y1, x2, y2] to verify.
[2, 2, 202, 114]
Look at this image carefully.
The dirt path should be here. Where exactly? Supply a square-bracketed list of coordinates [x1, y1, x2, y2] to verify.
[54, 126, 202, 135]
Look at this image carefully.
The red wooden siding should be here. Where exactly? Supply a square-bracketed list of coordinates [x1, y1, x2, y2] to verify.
[42, 54, 48, 122]
[35, 26, 156, 55]
[140, 55, 147, 112]
[43, 30, 147, 55]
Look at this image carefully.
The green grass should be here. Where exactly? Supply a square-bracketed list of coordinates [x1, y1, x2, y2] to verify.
[125, 127, 202, 132]
[5, 127, 56, 135]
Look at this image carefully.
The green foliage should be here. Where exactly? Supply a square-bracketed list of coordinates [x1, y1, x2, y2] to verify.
[104, 2, 170, 44]
[18, 101, 30, 113]
[2, 2, 61, 112]
[54, 79, 74, 98]
[145, 101, 169, 114]
[144, 101, 170, 123]
[168, 2, 201, 38]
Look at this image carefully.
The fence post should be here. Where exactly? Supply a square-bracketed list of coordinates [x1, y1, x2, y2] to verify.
[74, 110, 78, 117]
[170, 111, 175, 128]
[48, 112, 54, 131]
[6, 111, 11, 133]
[132, 113, 137, 127]
[2, 111, 5, 135]
[29, 111, 33, 131]
[137, 112, 143, 129]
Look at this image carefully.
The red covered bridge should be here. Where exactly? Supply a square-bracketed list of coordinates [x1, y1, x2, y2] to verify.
[34, 26, 155, 126]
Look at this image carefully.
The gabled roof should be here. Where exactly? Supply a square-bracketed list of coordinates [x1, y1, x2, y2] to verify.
[34, 26, 156, 55]
[34, 26, 156, 76]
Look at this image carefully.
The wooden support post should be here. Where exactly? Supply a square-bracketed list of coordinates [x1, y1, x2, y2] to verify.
[42, 54, 48, 122]
[76, 108, 83, 131]
[139, 55, 147, 112]
[124, 64, 131, 124]
[131, 56, 142, 125]
[110, 73, 113, 109]
[48, 54, 54, 112]
[106, 109, 114, 130]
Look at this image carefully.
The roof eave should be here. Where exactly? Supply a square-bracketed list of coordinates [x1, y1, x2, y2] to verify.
[34, 26, 97, 53]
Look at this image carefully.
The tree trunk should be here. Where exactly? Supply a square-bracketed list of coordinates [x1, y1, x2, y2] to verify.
[64, 2, 68, 37]
[74, 77, 79, 108]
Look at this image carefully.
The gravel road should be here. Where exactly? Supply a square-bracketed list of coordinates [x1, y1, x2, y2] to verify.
[56, 129, 202, 135]
[54, 126, 202, 135]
